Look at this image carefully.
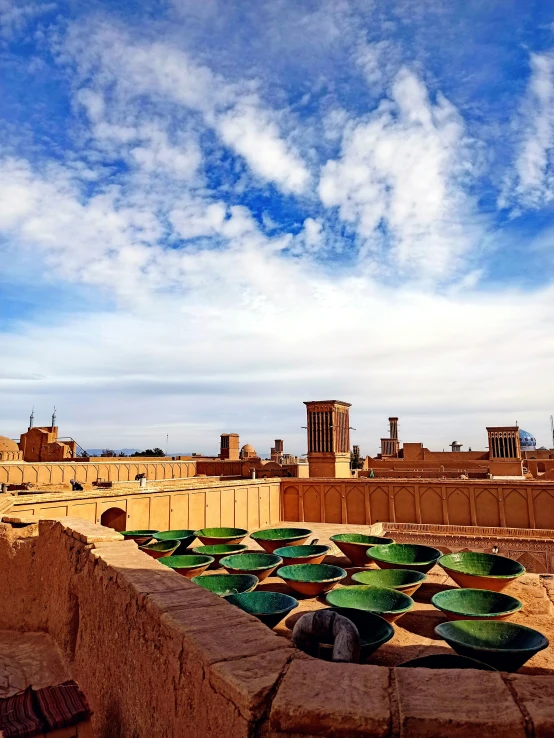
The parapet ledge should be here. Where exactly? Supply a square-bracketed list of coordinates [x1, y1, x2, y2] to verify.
[39, 517, 124, 544]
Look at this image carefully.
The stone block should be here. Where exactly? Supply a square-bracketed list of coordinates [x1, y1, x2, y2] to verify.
[509, 674, 554, 737]
[395, 668, 526, 737]
[185, 619, 291, 666]
[270, 659, 391, 737]
[51, 518, 123, 544]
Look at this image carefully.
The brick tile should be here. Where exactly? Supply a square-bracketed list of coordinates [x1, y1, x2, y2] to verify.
[509, 674, 554, 738]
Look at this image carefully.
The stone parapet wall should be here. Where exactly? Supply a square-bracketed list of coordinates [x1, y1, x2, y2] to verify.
[2, 517, 554, 737]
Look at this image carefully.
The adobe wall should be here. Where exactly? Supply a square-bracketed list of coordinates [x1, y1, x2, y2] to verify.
[2, 517, 554, 737]
[281, 478, 554, 532]
[0, 459, 197, 486]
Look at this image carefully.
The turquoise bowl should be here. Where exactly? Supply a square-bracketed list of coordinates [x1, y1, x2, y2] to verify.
[277, 563, 347, 596]
[153, 529, 196, 553]
[367, 543, 442, 574]
[330, 533, 395, 566]
[159, 554, 214, 578]
[225, 591, 299, 628]
[435, 620, 549, 671]
[191, 543, 248, 567]
[327, 607, 394, 660]
[250, 527, 312, 553]
[191, 573, 259, 596]
[351, 569, 426, 597]
[326, 585, 414, 623]
[220, 553, 283, 581]
[432, 588, 523, 621]
[273, 544, 330, 566]
[194, 527, 248, 545]
[398, 654, 497, 670]
[139, 539, 180, 559]
[121, 529, 158, 545]
[438, 553, 525, 592]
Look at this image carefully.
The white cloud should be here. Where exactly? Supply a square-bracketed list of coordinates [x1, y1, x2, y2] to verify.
[0, 0, 55, 38]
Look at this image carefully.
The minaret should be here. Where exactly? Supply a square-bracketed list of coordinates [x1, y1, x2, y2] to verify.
[51, 406, 57, 429]
[304, 400, 352, 478]
[29, 408, 34, 430]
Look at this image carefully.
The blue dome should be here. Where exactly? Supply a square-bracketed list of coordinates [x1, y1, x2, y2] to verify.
[519, 429, 536, 451]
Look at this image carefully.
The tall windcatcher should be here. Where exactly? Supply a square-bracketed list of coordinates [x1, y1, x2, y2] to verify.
[304, 400, 352, 478]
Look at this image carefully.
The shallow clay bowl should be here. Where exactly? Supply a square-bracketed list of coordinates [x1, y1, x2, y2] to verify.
[220, 553, 283, 582]
[121, 529, 158, 545]
[277, 563, 347, 596]
[139, 539, 180, 559]
[435, 620, 549, 672]
[225, 591, 299, 628]
[191, 573, 258, 596]
[438, 553, 525, 592]
[273, 544, 330, 566]
[351, 568, 426, 597]
[432, 588, 523, 621]
[327, 607, 394, 660]
[398, 654, 497, 671]
[193, 527, 248, 546]
[326, 585, 414, 624]
[153, 529, 196, 553]
[367, 543, 442, 574]
[159, 554, 214, 578]
[330, 533, 394, 567]
[191, 544, 248, 568]
[250, 527, 312, 554]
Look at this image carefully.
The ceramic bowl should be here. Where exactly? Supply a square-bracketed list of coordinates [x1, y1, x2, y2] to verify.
[153, 529, 196, 553]
[277, 563, 347, 596]
[250, 527, 312, 553]
[191, 544, 248, 567]
[193, 527, 248, 545]
[330, 533, 394, 566]
[398, 654, 497, 670]
[327, 607, 394, 660]
[438, 553, 525, 592]
[273, 544, 330, 566]
[225, 591, 299, 628]
[432, 588, 523, 621]
[435, 620, 549, 672]
[326, 585, 414, 623]
[351, 568, 426, 597]
[159, 554, 214, 578]
[219, 553, 282, 581]
[191, 573, 258, 596]
[368, 543, 442, 574]
[121, 529, 158, 545]
[139, 539, 180, 559]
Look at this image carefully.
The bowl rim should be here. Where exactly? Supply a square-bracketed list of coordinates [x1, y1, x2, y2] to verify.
[220, 553, 283, 570]
[121, 529, 159, 536]
[330, 533, 395, 546]
[431, 588, 523, 617]
[273, 544, 330, 558]
[435, 621, 549, 653]
[368, 543, 442, 565]
[191, 573, 259, 590]
[193, 527, 248, 537]
[160, 554, 215, 568]
[327, 606, 395, 644]
[277, 563, 347, 583]
[140, 539, 180, 550]
[153, 529, 196, 539]
[250, 527, 312, 541]
[325, 585, 414, 614]
[438, 553, 526, 579]
[351, 568, 427, 587]
[224, 590, 299, 615]
[191, 544, 249, 554]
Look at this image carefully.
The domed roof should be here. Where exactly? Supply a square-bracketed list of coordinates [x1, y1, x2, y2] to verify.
[0, 436, 19, 453]
[241, 444, 256, 453]
[519, 429, 536, 450]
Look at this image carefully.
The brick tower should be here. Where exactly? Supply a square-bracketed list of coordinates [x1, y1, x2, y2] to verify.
[220, 433, 239, 460]
[304, 400, 352, 478]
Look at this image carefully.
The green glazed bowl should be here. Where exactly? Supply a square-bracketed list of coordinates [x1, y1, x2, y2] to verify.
[326, 585, 414, 623]
[220, 553, 282, 581]
[273, 544, 330, 566]
[435, 620, 549, 672]
[277, 563, 347, 596]
[327, 607, 394, 660]
[330, 533, 395, 566]
[194, 527, 248, 545]
[139, 539, 180, 559]
[432, 588, 523, 621]
[191, 544, 249, 567]
[159, 554, 214, 578]
[225, 591, 299, 628]
[121, 529, 158, 545]
[351, 568, 426, 596]
[153, 529, 196, 553]
[191, 573, 259, 596]
[438, 553, 525, 592]
[368, 543, 442, 574]
[398, 654, 497, 671]
[250, 527, 312, 553]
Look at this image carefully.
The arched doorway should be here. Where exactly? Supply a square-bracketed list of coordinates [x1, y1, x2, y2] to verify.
[101, 507, 126, 532]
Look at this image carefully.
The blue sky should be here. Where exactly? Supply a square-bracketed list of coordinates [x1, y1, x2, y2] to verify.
[0, 0, 553, 455]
